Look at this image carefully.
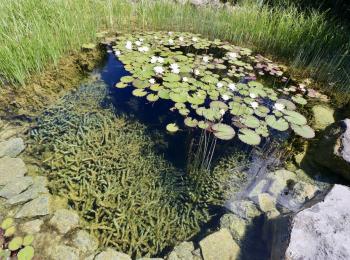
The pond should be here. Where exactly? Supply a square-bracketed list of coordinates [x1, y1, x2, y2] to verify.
[26, 31, 321, 259]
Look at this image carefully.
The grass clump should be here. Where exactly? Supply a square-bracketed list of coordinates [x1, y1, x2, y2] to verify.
[27, 82, 235, 258]
[0, 0, 349, 92]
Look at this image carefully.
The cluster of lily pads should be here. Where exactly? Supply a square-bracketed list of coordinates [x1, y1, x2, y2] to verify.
[0, 218, 35, 260]
[112, 31, 315, 145]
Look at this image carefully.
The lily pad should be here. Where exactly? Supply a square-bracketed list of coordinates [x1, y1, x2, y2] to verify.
[291, 124, 315, 139]
[238, 129, 261, 145]
[211, 123, 235, 140]
[132, 89, 147, 97]
[166, 123, 179, 133]
[265, 115, 289, 131]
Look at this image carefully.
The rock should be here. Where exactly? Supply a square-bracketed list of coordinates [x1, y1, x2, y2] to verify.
[137, 258, 164, 260]
[0, 176, 33, 199]
[0, 128, 18, 141]
[258, 193, 280, 218]
[15, 194, 51, 218]
[19, 219, 44, 234]
[312, 104, 334, 130]
[71, 230, 98, 254]
[266, 169, 296, 197]
[312, 119, 350, 180]
[224, 199, 261, 220]
[285, 185, 350, 260]
[0, 138, 25, 158]
[95, 248, 131, 260]
[199, 229, 240, 260]
[33, 231, 62, 257]
[49, 245, 80, 260]
[7, 176, 48, 205]
[220, 214, 247, 241]
[167, 241, 195, 260]
[0, 156, 27, 185]
[49, 209, 79, 234]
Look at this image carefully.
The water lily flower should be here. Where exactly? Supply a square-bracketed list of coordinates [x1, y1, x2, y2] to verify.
[192, 37, 198, 42]
[138, 46, 149, 52]
[222, 94, 230, 101]
[149, 78, 156, 84]
[228, 83, 236, 91]
[220, 109, 226, 116]
[150, 56, 158, 64]
[249, 93, 257, 99]
[154, 66, 164, 74]
[168, 39, 174, 44]
[194, 69, 200, 76]
[139, 38, 144, 42]
[217, 82, 223, 88]
[157, 57, 164, 63]
[135, 40, 142, 46]
[228, 52, 238, 59]
[250, 101, 259, 109]
[125, 41, 133, 50]
[182, 77, 188, 82]
[274, 102, 285, 111]
[168, 31, 173, 35]
[203, 56, 209, 63]
[179, 36, 184, 42]
[114, 50, 121, 56]
[172, 68, 180, 74]
[170, 63, 179, 70]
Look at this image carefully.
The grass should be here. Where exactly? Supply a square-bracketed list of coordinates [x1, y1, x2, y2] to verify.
[0, 0, 349, 92]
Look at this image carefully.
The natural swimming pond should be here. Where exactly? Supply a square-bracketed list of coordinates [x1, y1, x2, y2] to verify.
[25, 31, 327, 259]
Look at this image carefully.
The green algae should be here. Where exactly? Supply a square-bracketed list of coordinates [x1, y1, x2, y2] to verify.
[27, 82, 238, 258]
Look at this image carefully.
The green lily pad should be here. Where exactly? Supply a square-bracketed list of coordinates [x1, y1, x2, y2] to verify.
[292, 95, 307, 105]
[240, 115, 260, 128]
[184, 117, 198, 127]
[17, 246, 35, 260]
[146, 94, 159, 102]
[120, 76, 134, 83]
[238, 129, 261, 145]
[283, 110, 307, 125]
[291, 124, 315, 139]
[115, 82, 128, 89]
[166, 123, 179, 133]
[132, 89, 147, 97]
[265, 115, 289, 131]
[211, 123, 235, 140]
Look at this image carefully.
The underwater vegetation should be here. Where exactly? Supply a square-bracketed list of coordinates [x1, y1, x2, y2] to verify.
[112, 31, 315, 149]
[27, 83, 242, 258]
[0, 218, 35, 260]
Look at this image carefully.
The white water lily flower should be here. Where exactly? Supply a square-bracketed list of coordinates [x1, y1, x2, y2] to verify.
[138, 46, 149, 52]
[135, 40, 142, 46]
[228, 52, 238, 59]
[250, 101, 259, 109]
[194, 69, 200, 76]
[228, 83, 236, 91]
[157, 57, 164, 63]
[249, 93, 257, 99]
[114, 50, 121, 56]
[222, 94, 230, 101]
[168, 31, 173, 35]
[203, 56, 209, 63]
[220, 109, 226, 116]
[172, 67, 180, 74]
[182, 77, 188, 82]
[125, 41, 133, 50]
[192, 37, 198, 42]
[179, 36, 184, 42]
[150, 56, 158, 64]
[170, 63, 179, 70]
[139, 38, 144, 42]
[274, 102, 285, 111]
[168, 39, 174, 44]
[149, 78, 156, 84]
[154, 66, 164, 74]
[217, 82, 223, 88]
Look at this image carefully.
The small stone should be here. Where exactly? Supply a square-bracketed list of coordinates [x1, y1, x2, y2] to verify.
[19, 219, 44, 234]
[71, 230, 98, 254]
[225, 199, 261, 220]
[95, 248, 131, 260]
[49, 209, 79, 234]
[0, 156, 27, 185]
[0, 176, 33, 199]
[137, 258, 164, 260]
[7, 176, 48, 205]
[312, 104, 334, 130]
[15, 194, 51, 219]
[49, 245, 79, 260]
[0, 138, 25, 158]
[167, 241, 195, 260]
[258, 193, 280, 218]
[220, 213, 247, 241]
[199, 229, 240, 260]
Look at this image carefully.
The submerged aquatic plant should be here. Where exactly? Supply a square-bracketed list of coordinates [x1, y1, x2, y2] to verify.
[28, 83, 235, 258]
[112, 31, 315, 148]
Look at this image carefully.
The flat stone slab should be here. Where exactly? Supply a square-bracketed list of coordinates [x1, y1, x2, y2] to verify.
[15, 194, 51, 219]
[95, 248, 131, 260]
[0, 156, 27, 185]
[286, 185, 350, 260]
[19, 219, 44, 234]
[71, 230, 98, 254]
[49, 209, 80, 234]
[0, 138, 25, 158]
[199, 228, 240, 260]
[0, 176, 33, 199]
[49, 245, 79, 260]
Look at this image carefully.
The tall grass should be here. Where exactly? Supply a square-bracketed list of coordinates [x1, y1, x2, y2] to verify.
[0, 0, 349, 91]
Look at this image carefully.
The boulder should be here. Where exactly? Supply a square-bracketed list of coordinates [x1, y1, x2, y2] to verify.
[285, 185, 350, 260]
[0, 138, 25, 158]
[199, 228, 240, 260]
[167, 241, 195, 260]
[15, 194, 51, 218]
[95, 248, 131, 260]
[0, 176, 33, 199]
[71, 230, 98, 254]
[19, 219, 44, 234]
[311, 104, 335, 130]
[220, 213, 247, 241]
[312, 119, 350, 180]
[258, 193, 280, 218]
[49, 209, 80, 234]
[49, 245, 80, 260]
[224, 199, 261, 220]
[0, 156, 27, 185]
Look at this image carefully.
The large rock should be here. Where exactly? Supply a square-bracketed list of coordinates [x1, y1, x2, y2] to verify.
[95, 248, 131, 260]
[199, 228, 240, 260]
[167, 241, 195, 260]
[312, 119, 350, 180]
[0, 176, 33, 199]
[220, 214, 247, 241]
[0, 156, 27, 185]
[312, 104, 335, 130]
[49, 245, 80, 260]
[286, 185, 350, 260]
[19, 219, 44, 234]
[71, 230, 98, 254]
[15, 194, 51, 218]
[0, 138, 25, 158]
[224, 199, 261, 220]
[49, 209, 80, 234]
